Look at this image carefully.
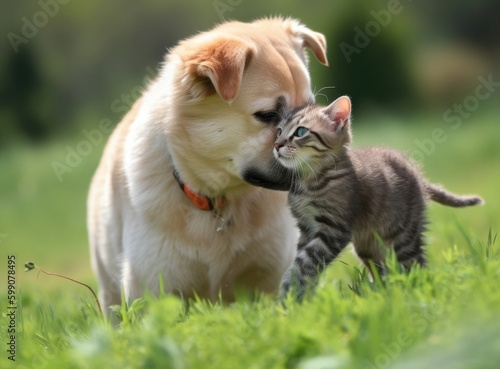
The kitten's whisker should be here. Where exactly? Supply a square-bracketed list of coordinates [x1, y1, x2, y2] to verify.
[296, 155, 318, 182]
[314, 93, 329, 102]
[290, 157, 298, 189]
[331, 152, 341, 161]
[314, 85, 336, 94]
[325, 153, 336, 163]
[325, 152, 340, 171]
[273, 155, 301, 190]
[290, 160, 298, 188]
[313, 85, 336, 103]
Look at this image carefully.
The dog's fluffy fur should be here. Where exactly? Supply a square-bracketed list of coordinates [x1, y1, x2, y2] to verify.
[87, 18, 328, 314]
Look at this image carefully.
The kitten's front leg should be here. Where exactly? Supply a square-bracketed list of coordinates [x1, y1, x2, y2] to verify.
[280, 234, 309, 301]
[280, 232, 350, 301]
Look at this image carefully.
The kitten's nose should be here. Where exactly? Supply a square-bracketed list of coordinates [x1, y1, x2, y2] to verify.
[274, 143, 283, 151]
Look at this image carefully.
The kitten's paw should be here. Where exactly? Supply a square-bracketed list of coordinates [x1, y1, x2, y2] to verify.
[279, 269, 293, 301]
[280, 267, 306, 303]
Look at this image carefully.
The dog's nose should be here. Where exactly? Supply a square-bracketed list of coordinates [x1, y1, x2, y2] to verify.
[274, 143, 283, 151]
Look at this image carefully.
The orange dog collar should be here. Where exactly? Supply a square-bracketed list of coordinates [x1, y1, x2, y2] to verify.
[173, 169, 225, 211]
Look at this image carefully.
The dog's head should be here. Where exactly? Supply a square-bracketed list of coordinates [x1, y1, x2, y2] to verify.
[165, 18, 327, 196]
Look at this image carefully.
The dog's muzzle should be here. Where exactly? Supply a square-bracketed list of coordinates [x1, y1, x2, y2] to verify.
[242, 158, 293, 191]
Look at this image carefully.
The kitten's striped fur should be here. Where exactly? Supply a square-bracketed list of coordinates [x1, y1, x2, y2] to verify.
[275, 96, 484, 300]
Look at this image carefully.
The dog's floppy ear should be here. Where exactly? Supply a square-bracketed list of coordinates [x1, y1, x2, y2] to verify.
[184, 37, 255, 104]
[289, 21, 328, 66]
[301, 29, 328, 66]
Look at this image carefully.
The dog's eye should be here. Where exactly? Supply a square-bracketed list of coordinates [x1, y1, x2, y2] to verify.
[254, 111, 281, 124]
[294, 127, 309, 137]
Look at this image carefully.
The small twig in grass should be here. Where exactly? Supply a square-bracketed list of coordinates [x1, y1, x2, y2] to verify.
[24, 262, 103, 317]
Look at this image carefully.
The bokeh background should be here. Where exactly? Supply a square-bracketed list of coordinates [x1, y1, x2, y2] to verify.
[1, 0, 499, 292]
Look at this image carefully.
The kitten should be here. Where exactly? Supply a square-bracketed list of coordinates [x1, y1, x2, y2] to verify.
[275, 96, 484, 300]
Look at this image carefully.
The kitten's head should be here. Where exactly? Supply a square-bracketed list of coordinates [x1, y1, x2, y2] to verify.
[273, 95, 352, 175]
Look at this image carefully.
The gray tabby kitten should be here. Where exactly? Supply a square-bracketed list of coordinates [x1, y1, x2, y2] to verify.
[275, 96, 483, 300]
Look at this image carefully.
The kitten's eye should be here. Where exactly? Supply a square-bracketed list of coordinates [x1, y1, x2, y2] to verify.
[276, 128, 282, 137]
[294, 127, 309, 137]
[254, 111, 281, 124]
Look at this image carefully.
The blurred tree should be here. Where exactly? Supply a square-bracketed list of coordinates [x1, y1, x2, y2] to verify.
[414, 0, 500, 57]
[0, 48, 56, 143]
[0, 0, 497, 144]
[323, 8, 418, 114]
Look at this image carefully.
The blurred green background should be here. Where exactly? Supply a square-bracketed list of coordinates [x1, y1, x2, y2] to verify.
[0, 0, 499, 292]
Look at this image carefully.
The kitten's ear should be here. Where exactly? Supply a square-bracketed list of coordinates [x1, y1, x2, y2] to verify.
[322, 96, 351, 130]
[182, 37, 255, 104]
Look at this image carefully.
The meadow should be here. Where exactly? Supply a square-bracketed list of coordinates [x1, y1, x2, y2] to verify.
[1, 108, 499, 369]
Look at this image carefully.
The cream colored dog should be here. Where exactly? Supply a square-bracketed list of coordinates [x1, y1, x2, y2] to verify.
[88, 17, 328, 314]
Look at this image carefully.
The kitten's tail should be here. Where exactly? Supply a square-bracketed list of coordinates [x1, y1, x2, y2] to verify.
[425, 182, 484, 207]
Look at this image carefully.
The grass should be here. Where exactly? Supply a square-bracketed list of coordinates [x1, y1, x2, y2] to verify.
[1, 110, 499, 368]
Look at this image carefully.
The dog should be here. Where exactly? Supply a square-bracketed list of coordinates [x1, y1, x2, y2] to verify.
[87, 17, 328, 314]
